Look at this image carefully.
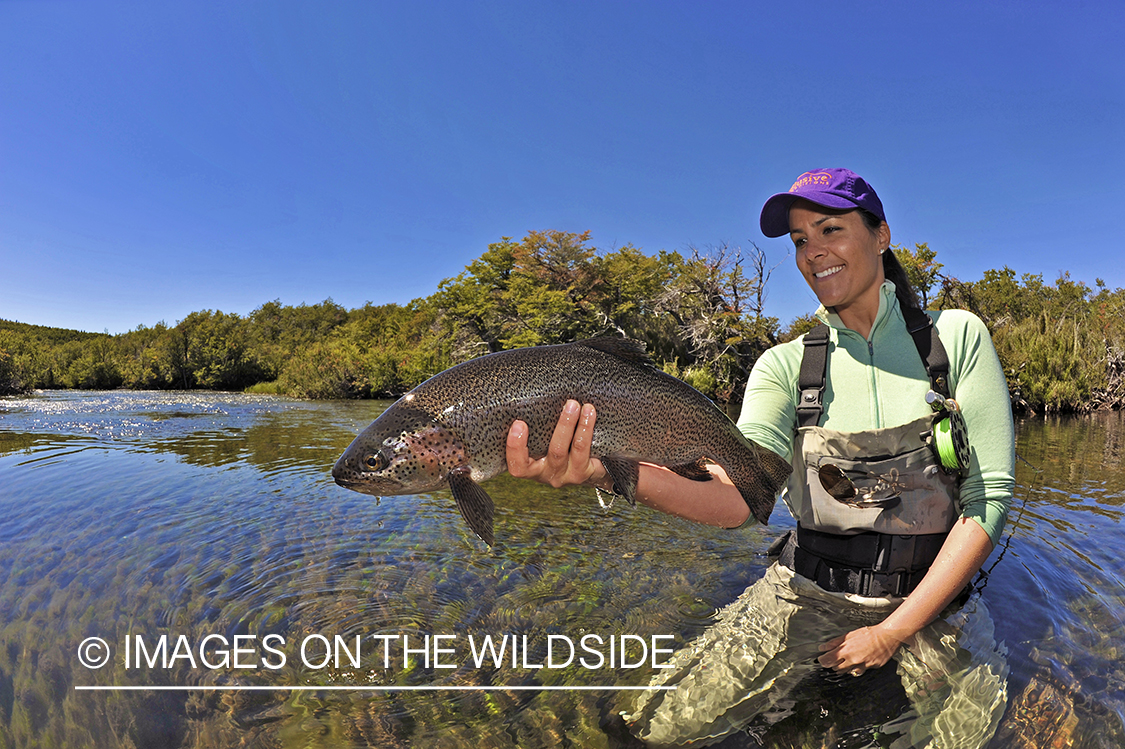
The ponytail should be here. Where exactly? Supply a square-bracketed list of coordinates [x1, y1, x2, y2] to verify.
[882, 250, 921, 311]
[857, 208, 921, 311]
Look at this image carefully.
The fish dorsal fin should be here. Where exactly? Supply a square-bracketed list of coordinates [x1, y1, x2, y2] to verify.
[574, 337, 654, 368]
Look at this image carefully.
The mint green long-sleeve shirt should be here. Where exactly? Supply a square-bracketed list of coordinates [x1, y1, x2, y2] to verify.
[738, 281, 1015, 546]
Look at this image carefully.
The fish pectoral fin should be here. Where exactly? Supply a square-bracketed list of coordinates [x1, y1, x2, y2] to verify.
[668, 457, 714, 482]
[599, 456, 640, 506]
[448, 469, 496, 546]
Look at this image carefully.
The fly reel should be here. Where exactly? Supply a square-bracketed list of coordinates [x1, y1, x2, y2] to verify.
[925, 391, 971, 475]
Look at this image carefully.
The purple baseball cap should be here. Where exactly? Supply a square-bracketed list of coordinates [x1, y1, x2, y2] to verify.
[759, 168, 885, 238]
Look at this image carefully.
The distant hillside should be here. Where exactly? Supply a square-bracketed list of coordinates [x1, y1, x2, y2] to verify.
[0, 319, 110, 345]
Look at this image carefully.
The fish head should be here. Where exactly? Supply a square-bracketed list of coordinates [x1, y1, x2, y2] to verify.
[332, 403, 468, 496]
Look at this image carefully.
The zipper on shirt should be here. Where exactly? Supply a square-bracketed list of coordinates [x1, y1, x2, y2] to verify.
[867, 338, 881, 427]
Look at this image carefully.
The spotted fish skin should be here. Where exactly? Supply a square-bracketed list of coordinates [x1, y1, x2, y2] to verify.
[332, 337, 791, 545]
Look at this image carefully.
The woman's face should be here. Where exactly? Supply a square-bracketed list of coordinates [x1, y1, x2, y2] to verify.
[789, 200, 890, 319]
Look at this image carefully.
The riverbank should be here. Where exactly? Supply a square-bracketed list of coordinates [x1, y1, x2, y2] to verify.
[4, 233, 1124, 412]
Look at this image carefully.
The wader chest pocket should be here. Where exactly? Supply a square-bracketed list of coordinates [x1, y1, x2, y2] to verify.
[801, 445, 958, 536]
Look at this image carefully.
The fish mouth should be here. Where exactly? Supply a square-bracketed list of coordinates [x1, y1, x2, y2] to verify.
[333, 470, 403, 497]
[333, 475, 383, 496]
[331, 451, 368, 490]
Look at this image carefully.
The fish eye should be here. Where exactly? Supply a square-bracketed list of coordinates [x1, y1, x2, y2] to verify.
[363, 453, 389, 472]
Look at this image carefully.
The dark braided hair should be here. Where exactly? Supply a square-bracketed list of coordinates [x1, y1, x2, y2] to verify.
[858, 208, 921, 311]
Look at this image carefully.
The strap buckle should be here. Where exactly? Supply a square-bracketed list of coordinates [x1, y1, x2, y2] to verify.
[797, 388, 823, 410]
[859, 569, 911, 597]
[873, 534, 918, 574]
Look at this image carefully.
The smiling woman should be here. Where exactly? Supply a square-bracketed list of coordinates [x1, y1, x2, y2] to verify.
[509, 168, 1018, 747]
[788, 203, 889, 338]
[630, 169, 1016, 746]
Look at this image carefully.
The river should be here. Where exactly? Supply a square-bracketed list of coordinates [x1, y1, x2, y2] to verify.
[1, 390, 1122, 748]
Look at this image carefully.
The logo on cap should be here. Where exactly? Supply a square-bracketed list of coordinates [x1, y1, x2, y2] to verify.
[789, 171, 833, 193]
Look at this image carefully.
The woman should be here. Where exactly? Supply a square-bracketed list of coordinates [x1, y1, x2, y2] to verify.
[506, 168, 1014, 747]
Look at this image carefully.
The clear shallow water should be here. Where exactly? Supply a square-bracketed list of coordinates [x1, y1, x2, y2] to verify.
[0, 391, 1122, 748]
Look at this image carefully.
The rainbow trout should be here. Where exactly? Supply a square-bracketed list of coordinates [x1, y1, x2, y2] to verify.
[332, 337, 790, 545]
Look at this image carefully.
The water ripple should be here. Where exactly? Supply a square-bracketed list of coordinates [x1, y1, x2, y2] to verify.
[2, 393, 1124, 747]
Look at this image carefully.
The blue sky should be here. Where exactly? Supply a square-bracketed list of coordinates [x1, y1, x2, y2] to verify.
[2, 1, 1122, 334]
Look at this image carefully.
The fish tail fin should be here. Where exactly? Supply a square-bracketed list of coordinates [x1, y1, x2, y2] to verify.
[727, 443, 792, 525]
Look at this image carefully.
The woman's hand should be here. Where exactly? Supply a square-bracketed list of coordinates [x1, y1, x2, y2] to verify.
[818, 518, 996, 676]
[505, 399, 753, 528]
[506, 400, 607, 489]
[817, 623, 907, 676]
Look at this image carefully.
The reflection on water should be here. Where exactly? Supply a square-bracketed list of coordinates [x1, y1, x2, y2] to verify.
[987, 413, 1125, 749]
[1, 391, 1123, 748]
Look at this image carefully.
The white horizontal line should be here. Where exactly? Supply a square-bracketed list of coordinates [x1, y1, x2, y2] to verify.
[75, 685, 674, 692]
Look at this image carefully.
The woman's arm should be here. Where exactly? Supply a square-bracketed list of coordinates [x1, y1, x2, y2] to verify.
[505, 400, 752, 528]
[939, 310, 1016, 546]
[819, 313, 1012, 674]
[817, 517, 994, 674]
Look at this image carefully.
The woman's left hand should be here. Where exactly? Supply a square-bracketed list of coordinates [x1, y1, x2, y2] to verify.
[817, 519, 995, 677]
[817, 623, 906, 676]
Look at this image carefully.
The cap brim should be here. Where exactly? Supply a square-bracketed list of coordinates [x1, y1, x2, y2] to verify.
[759, 191, 861, 238]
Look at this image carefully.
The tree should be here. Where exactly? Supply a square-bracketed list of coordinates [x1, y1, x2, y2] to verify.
[654, 243, 780, 404]
[433, 231, 616, 356]
[118, 322, 176, 389]
[891, 242, 942, 309]
[591, 246, 681, 361]
[432, 237, 520, 358]
[0, 331, 30, 395]
[248, 299, 349, 380]
[184, 311, 263, 390]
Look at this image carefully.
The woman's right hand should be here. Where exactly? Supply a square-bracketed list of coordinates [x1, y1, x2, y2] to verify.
[506, 399, 608, 489]
[506, 399, 752, 528]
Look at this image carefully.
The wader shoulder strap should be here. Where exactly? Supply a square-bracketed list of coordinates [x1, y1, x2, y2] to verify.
[901, 307, 952, 398]
[797, 324, 830, 428]
[796, 309, 954, 427]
